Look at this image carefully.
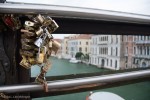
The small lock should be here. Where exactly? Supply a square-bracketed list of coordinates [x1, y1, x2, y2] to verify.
[43, 27, 53, 39]
[25, 26, 35, 31]
[34, 32, 47, 47]
[34, 37, 43, 48]
[43, 17, 52, 26]
[35, 72, 46, 84]
[21, 38, 34, 43]
[20, 56, 32, 69]
[21, 29, 36, 37]
[42, 60, 51, 73]
[35, 14, 45, 24]
[49, 41, 52, 48]
[52, 40, 61, 54]
[20, 49, 35, 57]
[22, 43, 35, 50]
[36, 46, 47, 64]
[28, 57, 37, 64]
[25, 21, 35, 27]
[35, 27, 43, 36]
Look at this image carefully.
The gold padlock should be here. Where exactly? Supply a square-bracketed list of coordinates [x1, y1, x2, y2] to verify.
[28, 57, 37, 64]
[35, 27, 43, 36]
[52, 40, 61, 54]
[42, 60, 51, 73]
[22, 43, 35, 50]
[35, 72, 46, 84]
[21, 29, 36, 37]
[20, 56, 32, 69]
[36, 46, 47, 64]
[35, 14, 45, 24]
[20, 49, 35, 57]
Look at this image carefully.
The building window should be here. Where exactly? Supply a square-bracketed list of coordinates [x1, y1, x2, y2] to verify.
[116, 47, 118, 56]
[85, 47, 87, 52]
[86, 42, 88, 45]
[147, 46, 149, 55]
[110, 60, 112, 67]
[126, 47, 128, 54]
[115, 60, 117, 68]
[107, 59, 108, 66]
[79, 47, 82, 52]
[134, 47, 136, 55]
[111, 47, 113, 55]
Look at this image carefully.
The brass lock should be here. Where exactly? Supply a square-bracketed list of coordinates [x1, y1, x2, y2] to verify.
[42, 60, 51, 73]
[35, 72, 46, 84]
[21, 29, 36, 37]
[52, 40, 61, 54]
[20, 49, 35, 57]
[28, 57, 37, 65]
[21, 38, 34, 43]
[36, 46, 47, 64]
[20, 56, 32, 69]
[22, 43, 35, 50]
[34, 14, 45, 24]
[35, 27, 43, 36]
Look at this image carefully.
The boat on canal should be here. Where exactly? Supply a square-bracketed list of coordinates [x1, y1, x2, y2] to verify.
[69, 58, 79, 63]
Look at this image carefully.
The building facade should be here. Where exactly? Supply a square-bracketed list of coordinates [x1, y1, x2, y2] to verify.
[90, 35, 125, 70]
[133, 36, 150, 68]
[67, 34, 91, 58]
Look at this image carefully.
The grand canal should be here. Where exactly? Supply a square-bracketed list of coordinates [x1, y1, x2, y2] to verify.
[32, 57, 150, 100]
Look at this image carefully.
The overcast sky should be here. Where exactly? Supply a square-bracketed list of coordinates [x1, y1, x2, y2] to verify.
[7, 0, 150, 39]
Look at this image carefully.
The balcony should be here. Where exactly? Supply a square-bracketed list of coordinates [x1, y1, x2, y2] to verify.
[97, 41, 109, 45]
[134, 55, 150, 59]
[135, 40, 150, 44]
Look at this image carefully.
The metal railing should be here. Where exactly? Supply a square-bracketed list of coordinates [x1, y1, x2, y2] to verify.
[0, 69, 150, 93]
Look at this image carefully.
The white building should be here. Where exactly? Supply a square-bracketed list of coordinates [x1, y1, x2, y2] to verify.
[67, 34, 91, 58]
[90, 35, 124, 70]
[133, 36, 150, 68]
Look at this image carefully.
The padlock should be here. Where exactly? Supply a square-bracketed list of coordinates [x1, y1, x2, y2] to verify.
[28, 57, 37, 65]
[22, 43, 35, 50]
[20, 56, 32, 69]
[36, 46, 47, 64]
[43, 17, 53, 26]
[35, 27, 43, 36]
[25, 21, 35, 27]
[35, 14, 45, 24]
[20, 49, 35, 57]
[21, 29, 36, 37]
[42, 60, 51, 73]
[51, 20, 59, 32]
[34, 32, 47, 47]
[52, 40, 61, 54]
[34, 37, 43, 48]
[43, 27, 53, 39]
[35, 71, 46, 84]
[25, 26, 35, 31]
[49, 41, 52, 48]
[21, 38, 34, 43]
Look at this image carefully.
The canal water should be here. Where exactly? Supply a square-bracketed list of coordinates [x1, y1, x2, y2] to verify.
[32, 57, 150, 100]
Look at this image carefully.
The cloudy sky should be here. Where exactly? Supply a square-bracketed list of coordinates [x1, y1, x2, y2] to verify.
[7, 0, 150, 39]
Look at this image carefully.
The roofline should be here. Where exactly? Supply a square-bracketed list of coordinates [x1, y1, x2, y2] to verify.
[0, 3, 150, 25]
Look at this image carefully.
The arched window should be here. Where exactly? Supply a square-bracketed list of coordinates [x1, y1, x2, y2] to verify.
[115, 60, 117, 68]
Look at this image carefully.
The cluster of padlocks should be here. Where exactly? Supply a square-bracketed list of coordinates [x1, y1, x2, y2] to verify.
[19, 14, 60, 92]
